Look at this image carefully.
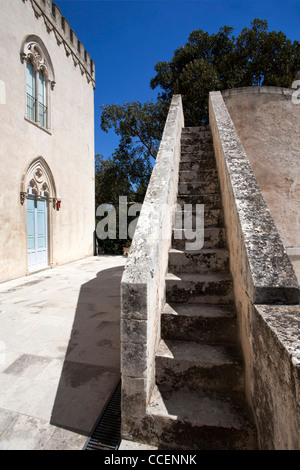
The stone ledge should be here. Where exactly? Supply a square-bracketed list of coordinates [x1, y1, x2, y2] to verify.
[222, 86, 294, 99]
[209, 91, 299, 305]
[121, 95, 184, 417]
[251, 304, 300, 448]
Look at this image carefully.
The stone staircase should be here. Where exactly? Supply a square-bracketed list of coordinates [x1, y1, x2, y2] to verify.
[146, 127, 258, 450]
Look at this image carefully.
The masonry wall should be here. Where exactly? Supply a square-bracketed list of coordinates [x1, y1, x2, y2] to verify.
[0, 0, 95, 282]
[223, 87, 300, 252]
[209, 90, 300, 449]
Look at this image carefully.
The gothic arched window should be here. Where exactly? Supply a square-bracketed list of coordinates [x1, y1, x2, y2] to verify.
[21, 36, 55, 130]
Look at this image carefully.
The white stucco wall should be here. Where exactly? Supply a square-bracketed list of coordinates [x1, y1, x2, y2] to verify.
[0, 0, 95, 283]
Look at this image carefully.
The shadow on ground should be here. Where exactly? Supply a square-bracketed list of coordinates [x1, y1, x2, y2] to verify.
[50, 265, 124, 436]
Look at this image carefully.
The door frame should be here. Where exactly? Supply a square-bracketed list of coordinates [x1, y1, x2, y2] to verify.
[20, 157, 57, 274]
[27, 192, 49, 273]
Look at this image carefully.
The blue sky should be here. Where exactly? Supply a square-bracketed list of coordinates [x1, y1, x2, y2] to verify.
[54, 0, 300, 158]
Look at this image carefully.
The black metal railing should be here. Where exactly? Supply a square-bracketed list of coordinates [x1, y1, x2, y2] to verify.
[26, 93, 47, 128]
[26, 93, 35, 121]
[38, 102, 47, 128]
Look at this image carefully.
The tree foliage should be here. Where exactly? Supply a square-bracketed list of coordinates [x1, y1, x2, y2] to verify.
[95, 153, 148, 254]
[100, 100, 167, 162]
[151, 18, 300, 125]
[96, 18, 300, 253]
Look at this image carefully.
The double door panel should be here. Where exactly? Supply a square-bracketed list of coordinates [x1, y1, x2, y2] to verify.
[27, 198, 48, 271]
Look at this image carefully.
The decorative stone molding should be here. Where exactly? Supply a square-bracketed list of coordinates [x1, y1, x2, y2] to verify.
[23, 41, 48, 73]
[21, 36, 56, 90]
[22, 0, 95, 88]
[20, 156, 57, 207]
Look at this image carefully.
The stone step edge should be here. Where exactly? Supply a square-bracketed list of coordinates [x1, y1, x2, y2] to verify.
[172, 227, 226, 238]
[162, 302, 237, 319]
[166, 272, 233, 281]
[147, 385, 256, 432]
[169, 247, 228, 254]
[168, 248, 229, 263]
[156, 338, 242, 367]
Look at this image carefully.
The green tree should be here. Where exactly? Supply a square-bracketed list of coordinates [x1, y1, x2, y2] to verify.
[151, 19, 300, 125]
[95, 153, 147, 254]
[96, 100, 169, 253]
[100, 100, 167, 163]
[96, 18, 300, 253]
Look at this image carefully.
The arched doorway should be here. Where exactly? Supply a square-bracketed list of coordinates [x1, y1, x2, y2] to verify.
[20, 157, 57, 273]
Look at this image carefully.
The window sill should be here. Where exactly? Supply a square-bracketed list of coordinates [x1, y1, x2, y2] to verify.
[24, 116, 52, 135]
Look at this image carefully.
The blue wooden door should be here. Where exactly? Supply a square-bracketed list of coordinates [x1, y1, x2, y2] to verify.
[27, 198, 48, 271]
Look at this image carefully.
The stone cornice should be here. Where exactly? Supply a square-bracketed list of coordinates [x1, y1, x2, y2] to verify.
[23, 0, 95, 89]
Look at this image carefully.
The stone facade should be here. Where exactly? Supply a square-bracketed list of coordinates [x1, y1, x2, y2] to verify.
[0, 0, 95, 283]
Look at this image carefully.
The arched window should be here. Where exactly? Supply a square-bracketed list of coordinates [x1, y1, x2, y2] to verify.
[22, 36, 55, 130]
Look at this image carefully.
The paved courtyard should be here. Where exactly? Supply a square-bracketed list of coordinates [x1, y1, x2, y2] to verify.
[0, 255, 126, 450]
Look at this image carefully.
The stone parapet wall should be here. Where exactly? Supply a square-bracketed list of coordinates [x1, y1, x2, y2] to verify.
[209, 90, 299, 304]
[222, 86, 300, 254]
[23, 0, 95, 87]
[121, 96, 184, 437]
[209, 90, 300, 449]
[251, 304, 300, 449]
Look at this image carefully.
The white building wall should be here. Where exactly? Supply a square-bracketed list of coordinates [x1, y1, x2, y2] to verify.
[0, 0, 95, 282]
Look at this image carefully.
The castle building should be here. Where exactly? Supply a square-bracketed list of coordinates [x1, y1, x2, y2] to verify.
[0, 0, 95, 282]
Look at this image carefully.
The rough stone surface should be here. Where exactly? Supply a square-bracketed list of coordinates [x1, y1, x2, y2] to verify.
[209, 90, 299, 304]
[123, 91, 300, 450]
[223, 87, 300, 253]
[161, 303, 237, 344]
[251, 305, 300, 449]
[209, 89, 300, 449]
[121, 95, 184, 422]
[122, 125, 257, 450]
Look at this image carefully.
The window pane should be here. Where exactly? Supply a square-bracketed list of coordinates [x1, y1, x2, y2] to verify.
[26, 61, 35, 95]
[26, 61, 35, 121]
[39, 72, 45, 104]
[38, 71, 47, 127]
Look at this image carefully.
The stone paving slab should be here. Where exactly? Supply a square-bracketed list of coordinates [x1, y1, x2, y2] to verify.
[0, 255, 126, 450]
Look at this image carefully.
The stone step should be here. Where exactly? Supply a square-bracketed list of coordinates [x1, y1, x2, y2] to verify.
[166, 272, 234, 304]
[178, 168, 219, 182]
[180, 159, 217, 171]
[181, 126, 211, 135]
[177, 193, 221, 207]
[178, 180, 220, 196]
[174, 208, 224, 228]
[172, 227, 226, 250]
[145, 386, 257, 450]
[181, 134, 212, 144]
[161, 303, 237, 343]
[181, 129, 212, 136]
[168, 248, 229, 274]
[180, 143, 215, 154]
[180, 140, 213, 148]
[156, 339, 244, 393]
[180, 150, 215, 162]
